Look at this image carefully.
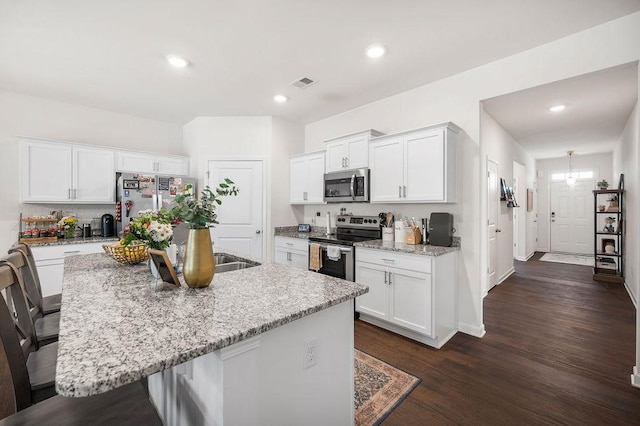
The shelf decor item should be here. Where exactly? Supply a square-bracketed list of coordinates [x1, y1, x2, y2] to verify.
[596, 179, 609, 190]
[103, 241, 149, 264]
[171, 180, 239, 288]
[58, 216, 78, 238]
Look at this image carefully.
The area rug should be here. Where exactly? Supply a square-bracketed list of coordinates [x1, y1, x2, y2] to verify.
[355, 349, 421, 426]
[540, 252, 594, 267]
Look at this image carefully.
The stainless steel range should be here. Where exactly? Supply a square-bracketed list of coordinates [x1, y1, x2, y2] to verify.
[308, 215, 381, 281]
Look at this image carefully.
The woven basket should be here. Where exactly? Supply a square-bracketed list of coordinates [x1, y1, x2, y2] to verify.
[103, 242, 149, 264]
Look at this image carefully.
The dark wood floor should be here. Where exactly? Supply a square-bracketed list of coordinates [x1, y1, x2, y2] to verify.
[355, 252, 640, 424]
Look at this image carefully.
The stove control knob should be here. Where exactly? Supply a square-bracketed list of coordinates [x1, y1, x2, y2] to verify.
[373, 219, 377, 224]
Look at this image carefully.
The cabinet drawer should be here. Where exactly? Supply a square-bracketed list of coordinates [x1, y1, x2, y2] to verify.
[274, 237, 308, 253]
[356, 248, 431, 274]
[32, 242, 106, 261]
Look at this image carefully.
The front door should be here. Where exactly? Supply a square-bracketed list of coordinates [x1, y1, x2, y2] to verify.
[487, 160, 498, 293]
[550, 180, 594, 254]
[207, 160, 264, 259]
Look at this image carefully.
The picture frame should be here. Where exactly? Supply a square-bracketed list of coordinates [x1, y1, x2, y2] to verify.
[123, 179, 139, 190]
[148, 249, 180, 288]
[297, 223, 311, 232]
[526, 189, 533, 212]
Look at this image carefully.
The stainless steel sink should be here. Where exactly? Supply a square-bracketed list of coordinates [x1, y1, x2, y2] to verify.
[214, 252, 260, 273]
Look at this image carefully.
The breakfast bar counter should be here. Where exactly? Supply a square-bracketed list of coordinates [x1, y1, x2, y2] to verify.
[57, 253, 367, 425]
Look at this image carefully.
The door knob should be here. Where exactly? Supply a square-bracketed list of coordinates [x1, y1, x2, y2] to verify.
[496, 229, 502, 233]
[256, 230, 261, 234]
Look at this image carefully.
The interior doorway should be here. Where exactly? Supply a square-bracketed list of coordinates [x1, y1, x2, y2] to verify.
[486, 159, 499, 295]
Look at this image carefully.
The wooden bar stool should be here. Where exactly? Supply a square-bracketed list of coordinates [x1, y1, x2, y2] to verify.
[0, 263, 57, 403]
[1, 252, 59, 348]
[0, 264, 163, 425]
[9, 243, 61, 315]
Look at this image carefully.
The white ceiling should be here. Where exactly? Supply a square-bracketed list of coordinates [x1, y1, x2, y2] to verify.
[482, 62, 638, 159]
[1, 1, 640, 126]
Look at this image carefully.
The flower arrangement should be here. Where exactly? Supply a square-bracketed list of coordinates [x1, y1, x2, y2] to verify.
[58, 216, 78, 238]
[171, 180, 239, 229]
[120, 208, 177, 250]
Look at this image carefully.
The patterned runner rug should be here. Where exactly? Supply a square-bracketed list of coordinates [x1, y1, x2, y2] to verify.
[540, 252, 594, 266]
[355, 349, 421, 426]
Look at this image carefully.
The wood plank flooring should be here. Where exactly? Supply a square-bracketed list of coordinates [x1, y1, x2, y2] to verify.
[354, 252, 640, 424]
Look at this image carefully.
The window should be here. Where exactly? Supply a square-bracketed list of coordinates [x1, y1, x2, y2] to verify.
[551, 169, 595, 181]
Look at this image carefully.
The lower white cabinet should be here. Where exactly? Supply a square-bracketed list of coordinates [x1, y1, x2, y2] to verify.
[31, 242, 107, 297]
[355, 248, 457, 348]
[274, 237, 309, 270]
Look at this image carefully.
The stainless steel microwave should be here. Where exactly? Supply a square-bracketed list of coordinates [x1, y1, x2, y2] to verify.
[324, 168, 370, 203]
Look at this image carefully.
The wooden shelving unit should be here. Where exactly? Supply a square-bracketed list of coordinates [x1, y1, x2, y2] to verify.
[19, 217, 59, 244]
[593, 175, 624, 284]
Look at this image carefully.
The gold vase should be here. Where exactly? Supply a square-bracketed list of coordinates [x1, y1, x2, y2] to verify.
[182, 228, 215, 288]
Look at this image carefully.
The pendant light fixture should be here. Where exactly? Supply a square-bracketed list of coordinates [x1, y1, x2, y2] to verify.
[566, 150, 576, 185]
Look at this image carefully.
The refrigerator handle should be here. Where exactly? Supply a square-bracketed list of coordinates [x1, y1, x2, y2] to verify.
[152, 194, 158, 211]
[158, 193, 163, 210]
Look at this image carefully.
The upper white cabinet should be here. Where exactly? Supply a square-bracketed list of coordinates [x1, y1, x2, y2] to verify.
[369, 122, 459, 203]
[20, 140, 115, 204]
[116, 151, 189, 175]
[290, 151, 325, 204]
[325, 129, 383, 173]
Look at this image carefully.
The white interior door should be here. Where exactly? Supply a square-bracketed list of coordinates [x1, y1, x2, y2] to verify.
[208, 160, 264, 259]
[550, 180, 594, 254]
[487, 160, 498, 293]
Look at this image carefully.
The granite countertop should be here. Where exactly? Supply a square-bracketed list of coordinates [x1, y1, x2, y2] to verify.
[27, 235, 119, 247]
[354, 239, 460, 256]
[274, 226, 328, 240]
[55, 252, 368, 397]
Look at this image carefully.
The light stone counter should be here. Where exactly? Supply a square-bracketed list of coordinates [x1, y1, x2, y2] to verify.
[55, 252, 367, 398]
[27, 235, 119, 247]
[354, 238, 460, 256]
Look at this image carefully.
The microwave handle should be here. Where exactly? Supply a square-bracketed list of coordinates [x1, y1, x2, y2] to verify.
[350, 174, 356, 200]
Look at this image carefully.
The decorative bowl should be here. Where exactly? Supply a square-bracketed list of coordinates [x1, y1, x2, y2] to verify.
[103, 242, 149, 264]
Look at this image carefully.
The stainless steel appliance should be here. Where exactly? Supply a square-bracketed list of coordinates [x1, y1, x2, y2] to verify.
[428, 212, 454, 246]
[308, 214, 381, 281]
[116, 173, 196, 235]
[323, 168, 370, 203]
[101, 214, 115, 237]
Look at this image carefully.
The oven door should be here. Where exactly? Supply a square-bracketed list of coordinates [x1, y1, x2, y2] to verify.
[310, 244, 354, 281]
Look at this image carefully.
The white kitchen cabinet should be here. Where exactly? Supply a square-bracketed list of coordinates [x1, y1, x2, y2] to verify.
[20, 140, 115, 204]
[116, 151, 189, 175]
[31, 242, 107, 297]
[355, 247, 458, 348]
[290, 152, 325, 204]
[325, 129, 383, 173]
[274, 237, 309, 270]
[369, 122, 459, 203]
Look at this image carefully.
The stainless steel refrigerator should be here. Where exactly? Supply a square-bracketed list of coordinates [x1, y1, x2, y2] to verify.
[115, 173, 196, 242]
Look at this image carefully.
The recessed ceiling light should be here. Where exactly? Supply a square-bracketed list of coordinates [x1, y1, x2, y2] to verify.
[549, 105, 566, 112]
[166, 54, 189, 68]
[274, 94, 288, 103]
[366, 44, 386, 58]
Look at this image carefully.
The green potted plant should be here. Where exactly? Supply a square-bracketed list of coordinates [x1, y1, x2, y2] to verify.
[171, 179, 239, 288]
[596, 179, 609, 190]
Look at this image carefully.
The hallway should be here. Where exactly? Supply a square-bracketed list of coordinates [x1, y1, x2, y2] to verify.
[354, 252, 640, 424]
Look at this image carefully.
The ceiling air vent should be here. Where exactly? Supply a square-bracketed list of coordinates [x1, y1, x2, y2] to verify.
[291, 77, 317, 89]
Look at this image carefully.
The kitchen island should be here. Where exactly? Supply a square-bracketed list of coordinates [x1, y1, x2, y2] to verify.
[56, 253, 367, 425]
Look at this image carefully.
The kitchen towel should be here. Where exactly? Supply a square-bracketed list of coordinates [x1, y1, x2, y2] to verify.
[309, 243, 323, 271]
[326, 245, 341, 261]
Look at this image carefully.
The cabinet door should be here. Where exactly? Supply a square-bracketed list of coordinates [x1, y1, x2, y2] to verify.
[325, 141, 347, 173]
[36, 259, 65, 297]
[116, 151, 156, 173]
[157, 156, 189, 176]
[20, 142, 73, 202]
[290, 157, 309, 203]
[404, 130, 444, 201]
[369, 137, 403, 203]
[306, 153, 325, 203]
[355, 262, 389, 320]
[390, 268, 433, 336]
[345, 134, 368, 169]
[275, 247, 290, 266]
[290, 251, 309, 270]
[73, 147, 115, 203]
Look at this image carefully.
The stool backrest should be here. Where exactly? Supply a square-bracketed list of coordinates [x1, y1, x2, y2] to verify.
[0, 264, 34, 413]
[8, 244, 43, 313]
[1, 251, 43, 324]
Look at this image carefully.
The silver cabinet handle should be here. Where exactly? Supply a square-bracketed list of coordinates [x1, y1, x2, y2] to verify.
[63, 250, 81, 254]
[389, 272, 392, 285]
[345, 157, 349, 168]
[73, 189, 77, 199]
[384, 271, 388, 284]
[382, 258, 395, 263]
[403, 186, 407, 198]
[303, 191, 308, 201]
[285, 242, 294, 246]
[398, 185, 402, 198]
[286, 252, 291, 261]
[68, 188, 71, 199]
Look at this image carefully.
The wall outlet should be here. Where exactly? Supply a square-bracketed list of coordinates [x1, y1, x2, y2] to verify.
[316, 212, 321, 217]
[303, 337, 318, 369]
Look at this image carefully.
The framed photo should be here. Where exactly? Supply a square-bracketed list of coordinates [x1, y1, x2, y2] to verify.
[123, 179, 139, 190]
[297, 223, 311, 232]
[148, 249, 180, 288]
[527, 189, 534, 212]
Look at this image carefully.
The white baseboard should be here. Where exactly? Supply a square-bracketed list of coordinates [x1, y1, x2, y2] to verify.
[632, 366, 640, 388]
[514, 256, 528, 261]
[458, 322, 486, 338]
[525, 251, 535, 260]
[498, 267, 515, 284]
[624, 280, 637, 308]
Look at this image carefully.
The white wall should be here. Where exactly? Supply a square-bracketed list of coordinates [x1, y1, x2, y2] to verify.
[182, 116, 305, 260]
[304, 12, 640, 338]
[0, 90, 183, 253]
[536, 153, 613, 251]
